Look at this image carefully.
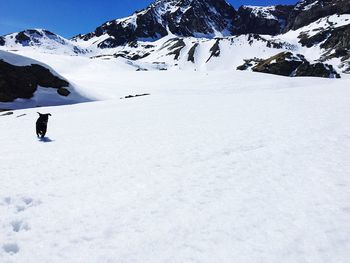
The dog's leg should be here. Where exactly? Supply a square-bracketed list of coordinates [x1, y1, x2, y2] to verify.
[41, 127, 47, 138]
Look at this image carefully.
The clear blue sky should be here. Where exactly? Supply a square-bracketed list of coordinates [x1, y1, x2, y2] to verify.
[0, 0, 297, 38]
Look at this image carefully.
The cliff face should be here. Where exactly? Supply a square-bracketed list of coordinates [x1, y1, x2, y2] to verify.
[285, 0, 350, 31]
[235, 5, 294, 35]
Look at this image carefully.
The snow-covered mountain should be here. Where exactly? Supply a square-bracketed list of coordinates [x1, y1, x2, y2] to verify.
[1, 29, 88, 55]
[73, 0, 237, 48]
[72, 0, 350, 49]
[70, 0, 350, 76]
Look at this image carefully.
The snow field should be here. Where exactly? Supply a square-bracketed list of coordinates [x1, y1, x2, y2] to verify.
[1, 71, 350, 262]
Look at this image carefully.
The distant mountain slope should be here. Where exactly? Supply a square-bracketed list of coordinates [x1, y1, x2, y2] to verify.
[1, 0, 349, 77]
[1, 29, 88, 55]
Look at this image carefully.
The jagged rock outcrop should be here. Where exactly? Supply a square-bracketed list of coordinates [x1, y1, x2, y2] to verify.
[252, 52, 304, 76]
[320, 24, 350, 51]
[187, 43, 199, 63]
[294, 61, 340, 78]
[0, 37, 5, 46]
[163, 38, 186, 60]
[206, 39, 221, 62]
[285, 0, 350, 31]
[238, 52, 340, 78]
[235, 5, 294, 35]
[0, 60, 70, 102]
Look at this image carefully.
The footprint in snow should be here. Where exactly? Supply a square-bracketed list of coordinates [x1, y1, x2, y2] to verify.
[2, 243, 20, 254]
[10, 219, 30, 232]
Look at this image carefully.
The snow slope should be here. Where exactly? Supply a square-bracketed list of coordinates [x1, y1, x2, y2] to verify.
[0, 50, 90, 109]
[1, 70, 350, 263]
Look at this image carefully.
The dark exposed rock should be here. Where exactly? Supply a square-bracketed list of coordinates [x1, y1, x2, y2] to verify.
[236, 58, 263, 70]
[0, 111, 14, 116]
[294, 62, 340, 78]
[165, 38, 186, 60]
[299, 24, 350, 50]
[129, 53, 151, 60]
[0, 60, 69, 102]
[320, 24, 350, 51]
[128, 41, 139, 48]
[241, 52, 340, 78]
[188, 43, 199, 63]
[57, 87, 71, 97]
[298, 31, 329, 48]
[235, 5, 294, 35]
[246, 34, 295, 50]
[334, 48, 349, 58]
[114, 51, 151, 61]
[123, 93, 150, 99]
[15, 32, 31, 45]
[252, 52, 304, 76]
[90, 54, 114, 60]
[0, 37, 5, 46]
[298, 23, 350, 67]
[285, 0, 350, 31]
[142, 44, 155, 49]
[206, 39, 221, 63]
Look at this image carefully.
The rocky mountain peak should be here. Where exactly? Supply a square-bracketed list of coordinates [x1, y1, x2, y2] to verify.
[74, 0, 237, 48]
[8, 29, 61, 46]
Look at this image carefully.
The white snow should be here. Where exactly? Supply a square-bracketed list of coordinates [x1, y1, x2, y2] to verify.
[1, 53, 350, 262]
[1, 8, 350, 262]
[244, 5, 278, 20]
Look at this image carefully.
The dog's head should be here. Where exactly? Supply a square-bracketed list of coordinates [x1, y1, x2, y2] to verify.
[37, 112, 52, 121]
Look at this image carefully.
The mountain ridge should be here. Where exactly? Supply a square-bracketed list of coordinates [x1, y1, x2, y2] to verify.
[1, 0, 349, 77]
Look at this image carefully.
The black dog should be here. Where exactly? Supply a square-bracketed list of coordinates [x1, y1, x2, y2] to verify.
[36, 112, 51, 138]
